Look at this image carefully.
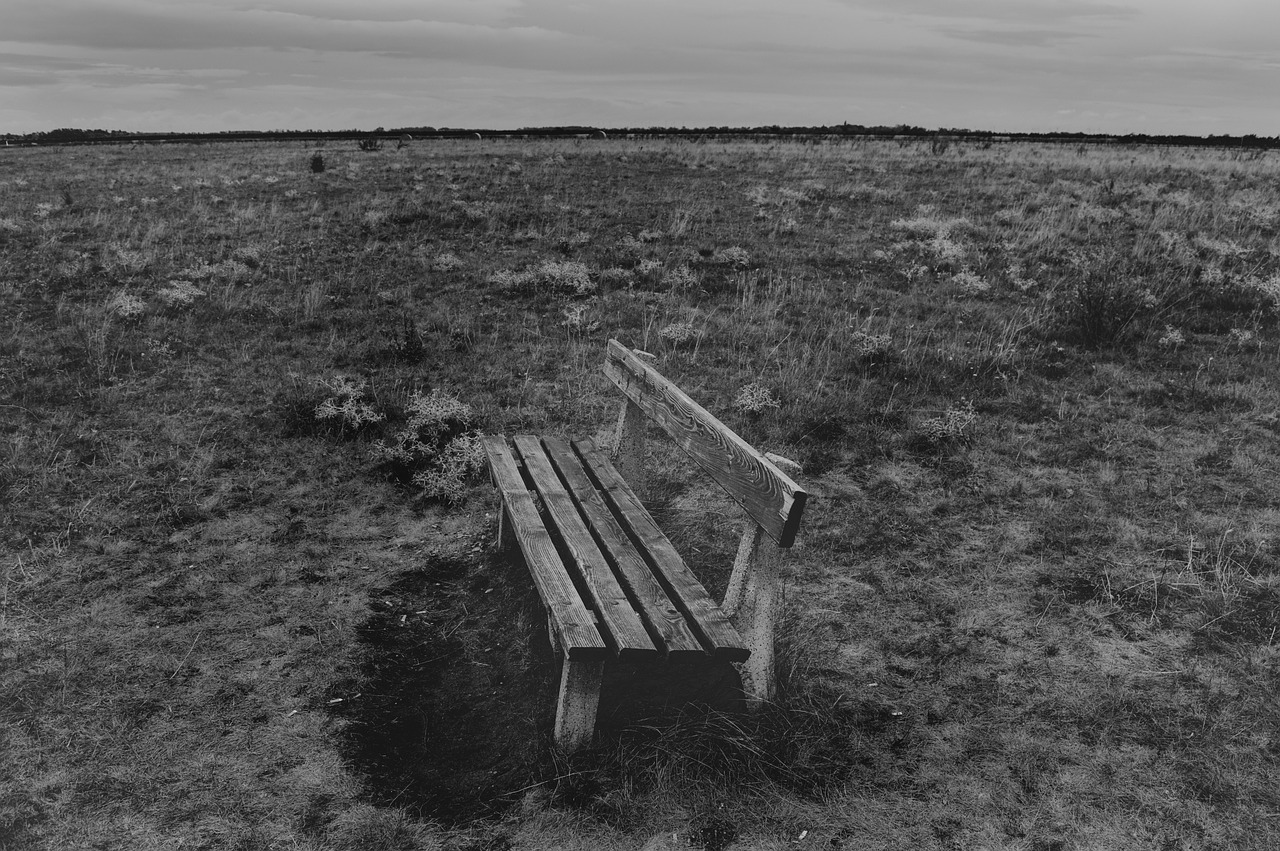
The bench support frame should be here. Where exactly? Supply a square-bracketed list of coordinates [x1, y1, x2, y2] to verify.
[555, 656, 606, 752]
[494, 511, 608, 753]
[609, 342, 801, 709]
[723, 525, 783, 706]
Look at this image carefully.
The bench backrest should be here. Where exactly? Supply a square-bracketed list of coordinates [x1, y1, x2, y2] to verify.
[602, 339, 807, 548]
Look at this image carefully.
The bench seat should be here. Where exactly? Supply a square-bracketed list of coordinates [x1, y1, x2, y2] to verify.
[483, 434, 747, 661]
[482, 434, 748, 750]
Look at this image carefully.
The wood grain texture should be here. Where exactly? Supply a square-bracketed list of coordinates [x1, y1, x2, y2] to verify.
[573, 438, 749, 663]
[513, 435, 656, 660]
[542, 436, 706, 659]
[603, 339, 807, 547]
[480, 434, 607, 660]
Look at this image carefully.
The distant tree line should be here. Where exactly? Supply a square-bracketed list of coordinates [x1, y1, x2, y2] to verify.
[3, 124, 1276, 150]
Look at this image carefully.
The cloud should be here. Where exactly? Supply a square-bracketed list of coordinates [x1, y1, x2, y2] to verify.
[5, 1, 567, 57]
[937, 27, 1098, 47]
[1, 0, 1276, 136]
[220, 0, 524, 26]
[0, 49, 251, 95]
[851, 0, 1134, 25]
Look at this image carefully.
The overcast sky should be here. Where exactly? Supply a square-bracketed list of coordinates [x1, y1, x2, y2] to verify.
[2, 0, 1277, 136]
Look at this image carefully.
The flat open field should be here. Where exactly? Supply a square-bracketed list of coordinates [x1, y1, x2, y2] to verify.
[2, 136, 1279, 850]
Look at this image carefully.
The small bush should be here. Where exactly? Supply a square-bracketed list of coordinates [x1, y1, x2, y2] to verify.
[411, 433, 485, 503]
[733, 383, 780, 415]
[105, 290, 147, 318]
[661, 265, 697, 290]
[309, 152, 325, 173]
[373, 389, 484, 502]
[314, 376, 386, 435]
[850, 330, 894, 361]
[634, 259, 664, 286]
[658, 321, 698, 345]
[1157, 325, 1186, 350]
[598, 267, 634, 288]
[383, 316, 425, 363]
[952, 269, 991, 297]
[1242, 273, 1280, 314]
[711, 246, 750, 268]
[915, 399, 977, 449]
[489, 261, 597, 297]
[155, 280, 205, 308]
[1058, 263, 1156, 348]
[428, 252, 465, 273]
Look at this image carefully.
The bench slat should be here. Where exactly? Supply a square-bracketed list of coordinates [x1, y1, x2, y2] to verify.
[513, 436, 657, 660]
[603, 339, 807, 548]
[480, 435, 607, 660]
[573, 438, 749, 663]
[542, 436, 706, 659]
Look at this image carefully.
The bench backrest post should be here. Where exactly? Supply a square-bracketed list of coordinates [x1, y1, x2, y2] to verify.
[723, 523, 761, 619]
[612, 398, 647, 496]
[610, 347, 655, 495]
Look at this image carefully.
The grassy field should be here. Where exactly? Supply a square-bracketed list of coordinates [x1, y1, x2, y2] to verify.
[2, 135, 1279, 850]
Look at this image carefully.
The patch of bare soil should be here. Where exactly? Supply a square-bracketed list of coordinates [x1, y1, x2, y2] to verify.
[328, 553, 554, 823]
[329, 549, 799, 825]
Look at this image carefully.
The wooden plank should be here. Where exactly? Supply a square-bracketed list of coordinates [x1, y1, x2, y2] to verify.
[542, 436, 705, 659]
[512, 435, 657, 660]
[573, 438, 749, 663]
[602, 339, 808, 548]
[480, 435, 606, 660]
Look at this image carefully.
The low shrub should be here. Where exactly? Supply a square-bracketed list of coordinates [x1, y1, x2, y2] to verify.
[489, 261, 597, 297]
[1057, 263, 1156, 348]
[373, 389, 484, 502]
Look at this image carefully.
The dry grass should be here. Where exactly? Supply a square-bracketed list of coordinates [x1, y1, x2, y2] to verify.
[2, 137, 1279, 849]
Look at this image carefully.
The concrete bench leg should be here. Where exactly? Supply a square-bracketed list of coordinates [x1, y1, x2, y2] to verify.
[554, 654, 605, 752]
[724, 524, 783, 708]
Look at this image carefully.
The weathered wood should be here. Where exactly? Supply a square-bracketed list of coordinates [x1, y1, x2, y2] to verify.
[542, 436, 705, 659]
[611, 349, 656, 492]
[726, 524, 783, 707]
[603, 339, 807, 548]
[554, 654, 604, 752]
[495, 498, 516, 552]
[573, 438, 749, 663]
[512, 435, 656, 660]
[480, 435, 607, 660]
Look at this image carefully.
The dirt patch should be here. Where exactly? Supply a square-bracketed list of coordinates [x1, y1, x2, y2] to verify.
[330, 551, 786, 824]
[329, 553, 555, 823]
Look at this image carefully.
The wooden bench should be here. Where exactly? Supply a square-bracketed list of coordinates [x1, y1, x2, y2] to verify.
[481, 339, 808, 751]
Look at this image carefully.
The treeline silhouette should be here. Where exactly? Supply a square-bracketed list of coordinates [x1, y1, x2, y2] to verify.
[4, 124, 1276, 149]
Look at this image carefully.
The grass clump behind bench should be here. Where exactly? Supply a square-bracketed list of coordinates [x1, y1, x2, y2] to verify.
[481, 339, 808, 750]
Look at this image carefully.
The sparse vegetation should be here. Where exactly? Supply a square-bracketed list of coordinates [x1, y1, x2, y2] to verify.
[372, 388, 484, 501]
[2, 137, 1279, 850]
